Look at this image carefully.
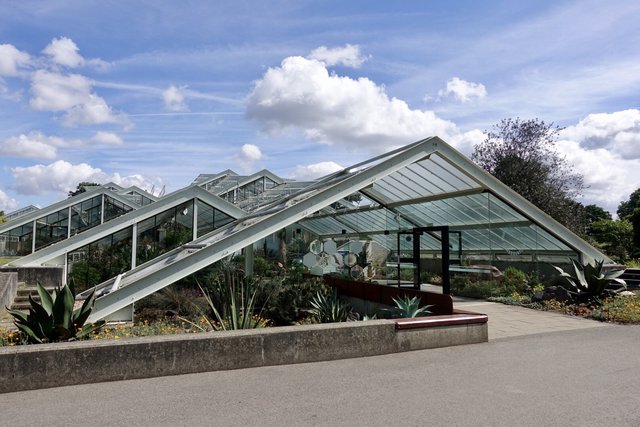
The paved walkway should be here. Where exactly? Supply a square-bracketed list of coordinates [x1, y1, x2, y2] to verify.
[454, 298, 610, 340]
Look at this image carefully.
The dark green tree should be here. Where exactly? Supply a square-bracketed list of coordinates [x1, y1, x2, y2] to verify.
[472, 118, 585, 234]
[68, 182, 100, 197]
[0, 210, 6, 224]
[631, 208, 640, 257]
[617, 188, 640, 219]
[589, 218, 633, 262]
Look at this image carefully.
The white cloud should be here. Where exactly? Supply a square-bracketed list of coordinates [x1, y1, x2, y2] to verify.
[42, 37, 109, 70]
[291, 161, 344, 180]
[308, 44, 367, 68]
[240, 144, 262, 161]
[42, 37, 84, 68]
[237, 143, 263, 172]
[0, 131, 84, 160]
[0, 44, 30, 76]
[438, 77, 487, 103]
[556, 138, 639, 214]
[30, 70, 129, 127]
[448, 129, 486, 156]
[0, 189, 18, 211]
[11, 160, 161, 196]
[91, 131, 123, 145]
[561, 109, 640, 158]
[247, 56, 459, 152]
[162, 85, 189, 111]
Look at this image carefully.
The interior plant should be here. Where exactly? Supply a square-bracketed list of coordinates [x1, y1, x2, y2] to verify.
[6, 281, 104, 344]
[391, 295, 432, 318]
[552, 259, 627, 301]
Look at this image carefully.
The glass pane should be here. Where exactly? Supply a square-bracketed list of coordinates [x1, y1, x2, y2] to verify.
[35, 209, 69, 250]
[0, 223, 33, 256]
[70, 195, 102, 235]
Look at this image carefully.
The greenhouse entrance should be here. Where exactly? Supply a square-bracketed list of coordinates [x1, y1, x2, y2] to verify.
[396, 226, 461, 294]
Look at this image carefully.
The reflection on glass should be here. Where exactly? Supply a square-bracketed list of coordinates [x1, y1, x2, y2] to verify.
[136, 201, 194, 265]
[0, 223, 33, 256]
[70, 195, 102, 235]
[104, 196, 134, 222]
[35, 209, 69, 250]
[67, 226, 133, 292]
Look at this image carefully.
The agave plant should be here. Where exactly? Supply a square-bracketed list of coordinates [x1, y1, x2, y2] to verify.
[7, 281, 104, 344]
[391, 295, 432, 318]
[197, 260, 272, 331]
[309, 290, 355, 323]
[552, 259, 626, 300]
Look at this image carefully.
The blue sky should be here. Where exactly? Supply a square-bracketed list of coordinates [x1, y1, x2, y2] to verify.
[1, 0, 639, 214]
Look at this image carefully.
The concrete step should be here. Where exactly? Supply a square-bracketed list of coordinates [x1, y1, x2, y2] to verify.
[10, 284, 56, 312]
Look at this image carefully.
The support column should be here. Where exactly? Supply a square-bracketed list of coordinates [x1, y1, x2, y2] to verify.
[244, 244, 254, 278]
[131, 223, 137, 269]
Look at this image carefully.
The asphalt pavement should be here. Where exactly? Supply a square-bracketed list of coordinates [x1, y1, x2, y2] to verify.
[2, 323, 639, 426]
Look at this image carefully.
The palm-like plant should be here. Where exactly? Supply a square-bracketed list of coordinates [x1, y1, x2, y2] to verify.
[391, 295, 432, 318]
[7, 281, 104, 344]
[552, 259, 626, 300]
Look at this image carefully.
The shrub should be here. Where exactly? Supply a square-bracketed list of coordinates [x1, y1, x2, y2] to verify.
[501, 267, 529, 294]
[261, 278, 331, 325]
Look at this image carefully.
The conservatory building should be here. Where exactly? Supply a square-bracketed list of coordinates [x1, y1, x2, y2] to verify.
[0, 137, 608, 322]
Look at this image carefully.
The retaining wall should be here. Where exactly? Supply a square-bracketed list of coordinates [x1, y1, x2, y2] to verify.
[0, 314, 487, 393]
[0, 266, 64, 288]
[0, 272, 18, 314]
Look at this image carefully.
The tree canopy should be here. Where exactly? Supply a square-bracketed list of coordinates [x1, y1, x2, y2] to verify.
[472, 118, 585, 233]
[617, 188, 640, 219]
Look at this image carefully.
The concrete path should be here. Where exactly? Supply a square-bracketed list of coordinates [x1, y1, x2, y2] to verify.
[454, 299, 610, 340]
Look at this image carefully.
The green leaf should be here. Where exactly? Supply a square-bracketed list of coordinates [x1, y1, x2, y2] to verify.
[52, 284, 75, 332]
[36, 283, 53, 315]
[15, 323, 42, 344]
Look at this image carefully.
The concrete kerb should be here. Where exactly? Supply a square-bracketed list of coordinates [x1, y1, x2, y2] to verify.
[0, 315, 487, 393]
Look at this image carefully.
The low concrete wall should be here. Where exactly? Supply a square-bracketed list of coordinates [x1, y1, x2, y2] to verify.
[0, 266, 64, 288]
[0, 272, 18, 314]
[0, 315, 487, 393]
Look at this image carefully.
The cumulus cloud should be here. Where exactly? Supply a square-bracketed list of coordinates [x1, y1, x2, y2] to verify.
[0, 44, 30, 76]
[448, 129, 486, 156]
[247, 56, 459, 152]
[0, 189, 18, 211]
[308, 44, 367, 68]
[237, 143, 263, 172]
[438, 77, 487, 103]
[42, 37, 109, 70]
[30, 70, 129, 127]
[91, 131, 123, 145]
[561, 109, 640, 158]
[0, 131, 85, 160]
[162, 85, 189, 111]
[42, 37, 84, 68]
[556, 138, 639, 214]
[291, 161, 344, 180]
[11, 160, 161, 196]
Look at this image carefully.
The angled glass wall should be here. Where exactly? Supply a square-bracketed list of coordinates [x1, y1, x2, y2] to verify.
[68, 226, 133, 292]
[0, 223, 33, 256]
[196, 200, 235, 237]
[104, 195, 134, 222]
[70, 195, 102, 235]
[35, 209, 69, 250]
[136, 200, 194, 265]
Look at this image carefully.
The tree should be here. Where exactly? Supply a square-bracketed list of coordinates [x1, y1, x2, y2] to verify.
[68, 182, 100, 197]
[617, 188, 640, 219]
[0, 210, 6, 224]
[589, 218, 633, 262]
[472, 118, 585, 233]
